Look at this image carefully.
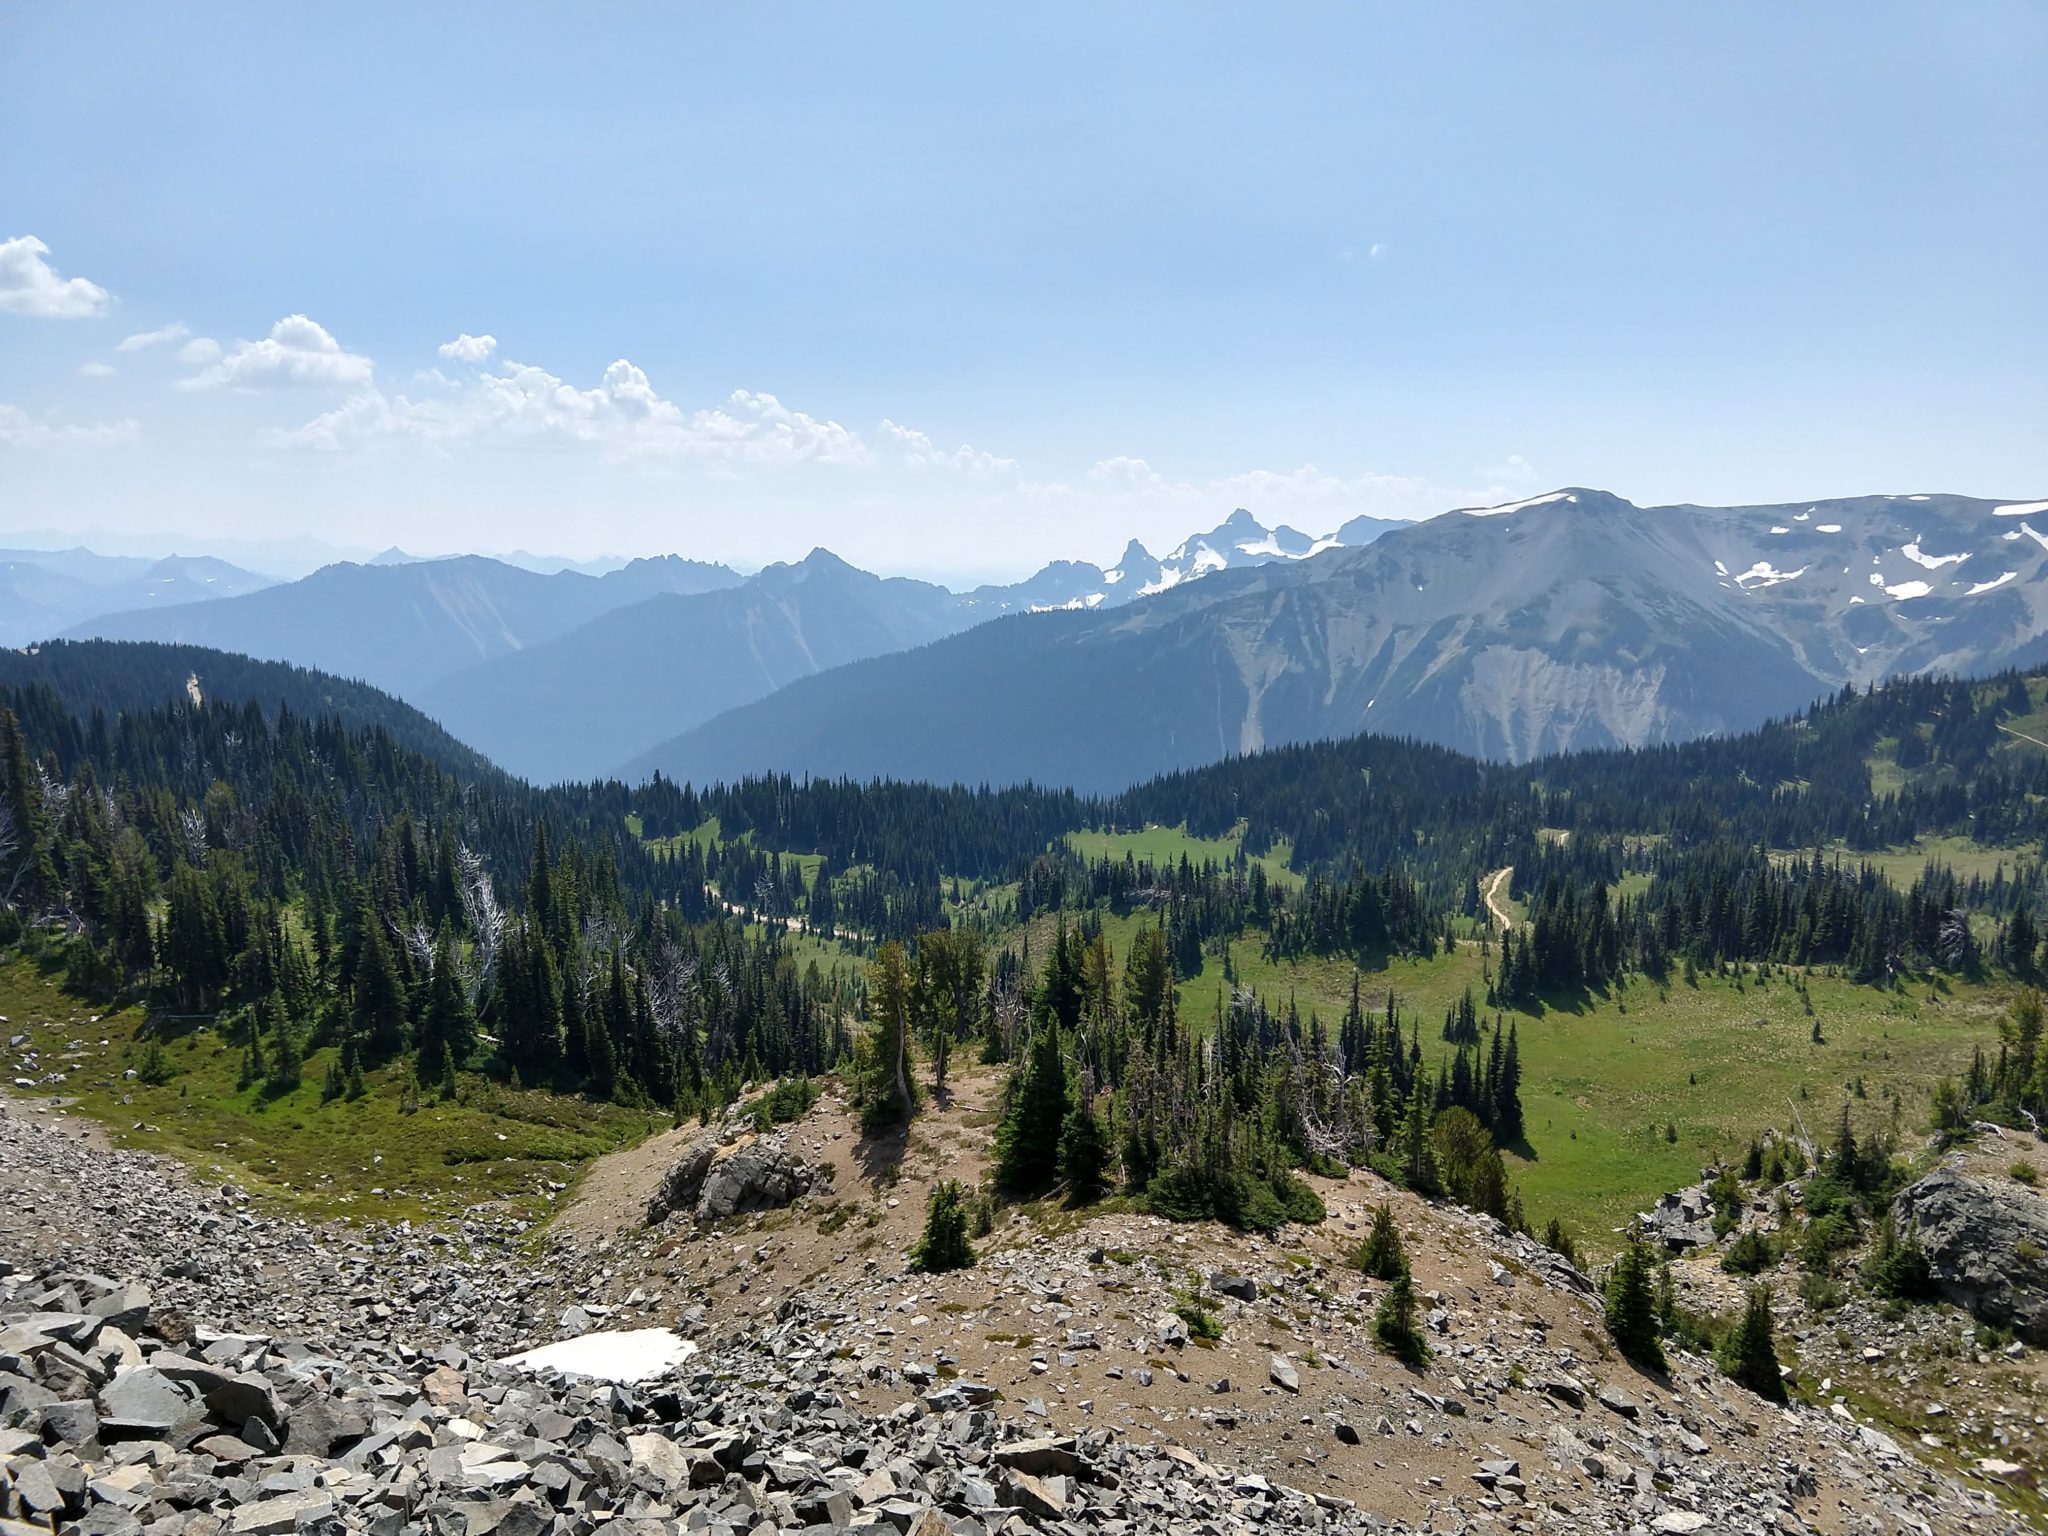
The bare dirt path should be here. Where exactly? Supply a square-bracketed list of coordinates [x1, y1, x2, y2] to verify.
[1482, 865, 1516, 932]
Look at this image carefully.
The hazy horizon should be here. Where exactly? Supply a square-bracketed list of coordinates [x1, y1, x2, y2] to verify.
[4, 4, 2043, 579]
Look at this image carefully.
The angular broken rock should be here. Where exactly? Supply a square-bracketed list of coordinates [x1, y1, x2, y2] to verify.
[1210, 1272, 1259, 1302]
[1269, 1354, 1301, 1393]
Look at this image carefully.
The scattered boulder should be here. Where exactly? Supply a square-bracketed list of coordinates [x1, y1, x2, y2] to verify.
[1209, 1272, 1259, 1302]
[645, 1128, 827, 1226]
[1893, 1163, 2048, 1344]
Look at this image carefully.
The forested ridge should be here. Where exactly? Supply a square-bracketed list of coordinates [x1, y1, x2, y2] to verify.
[0, 649, 2043, 1237]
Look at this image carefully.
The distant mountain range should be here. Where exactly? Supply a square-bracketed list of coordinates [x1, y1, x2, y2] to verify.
[628, 490, 2048, 792]
[31, 490, 2048, 789]
[52, 507, 1399, 780]
[64, 553, 742, 698]
[1, 549, 276, 647]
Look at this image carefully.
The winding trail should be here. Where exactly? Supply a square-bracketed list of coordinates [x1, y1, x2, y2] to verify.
[1482, 865, 1516, 932]
[1999, 722, 2048, 751]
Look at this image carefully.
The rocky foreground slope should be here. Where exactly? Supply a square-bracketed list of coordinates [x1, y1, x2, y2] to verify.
[0, 1093, 2032, 1536]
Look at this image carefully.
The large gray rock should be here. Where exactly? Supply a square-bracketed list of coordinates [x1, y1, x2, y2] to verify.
[1893, 1162, 2048, 1344]
[645, 1130, 826, 1226]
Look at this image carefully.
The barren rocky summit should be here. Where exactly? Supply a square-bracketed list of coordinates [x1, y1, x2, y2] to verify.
[0, 1084, 2032, 1536]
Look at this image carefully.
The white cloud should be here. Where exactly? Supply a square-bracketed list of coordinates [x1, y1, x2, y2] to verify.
[77, 360, 116, 379]
[1087, 455, 1166, 489]
[283, 354, 867, 467]
[1369, 243, 1387, 258]
[438, 333, 497, 364]
[1479, 452, 1537, 483]
[728, 390, 870, 465]
[117, 322, 190, 352]
[0, 403, 139, 448]
[881, 418, 1018, 475]
[0, 236, 113, 319]
[178, 336, 221, 365]
[181, 314, 372, 391]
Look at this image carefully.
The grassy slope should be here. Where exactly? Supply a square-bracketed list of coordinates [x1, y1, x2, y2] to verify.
[1065, 824, 1301, 890]
[1212, 934, 2013, 1251]
[0, 959, 656, 1226]
[1009, 874, 2014, 1254]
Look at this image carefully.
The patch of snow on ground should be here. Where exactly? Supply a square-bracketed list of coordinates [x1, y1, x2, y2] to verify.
[1770, 526, 1791, 534]
[2020, 523, 2048, 552]
[1882, 579, 1935, 600]
[503, 1329, 698, 1384]
[1992, 500, 2048, 517]
[1966, 571, 2017, 596]
[1817, 524, 1842, 533]
[1849, 596, 1865, 604]
[1794, 512, 1811, 522]
[1464, 491, 1573, 517]
[1235, 535, 1286, 558]
[1136, 567, 1185, 597]
[1734, 562, 1806, 589]
[1191, 543, 1229, 574]
[1103, 568, 1124, 584]
[1902, 538, 1968, 570]
[1714, 560, 1729, 576]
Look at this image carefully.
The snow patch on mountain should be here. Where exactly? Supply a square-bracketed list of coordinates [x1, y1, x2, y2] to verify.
[1734, 562, 1806, 589]
[1902, 538, 1968, 570]
[1463, 491, 1575, 518]
[1992, 500, 2048, 517]
[1966, 571, 2018, 596]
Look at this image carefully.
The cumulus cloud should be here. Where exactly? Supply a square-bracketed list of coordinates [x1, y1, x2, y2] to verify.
[283, 354, 867, 467]
[1480, 452, 1537, 483]
[0, 236, 113, 319]
[0, 403, 139, 448]
[117, 322, 190, 352]
[77, 361, 116, 379]
[178, 336, 222, 365]
[882, 419, 1018, 475]
[438, 333, 497, 364]
[181, 314, 372, 391]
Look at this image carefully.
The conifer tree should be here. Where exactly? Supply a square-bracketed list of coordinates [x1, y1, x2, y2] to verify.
[1358, 1203, 1406, 1280]
[418, 929, 477, 1077]
[1718, 1285, 1786, 1400]
[1604, 1235, 1666, 1372]
[1374, 1264, 1426, 1365]
[353, 910, 408, 1057]
[1059, 1094, 1111, 1201]
[997, 1011, 1069, 1193]
[866, 940, 915, 1124]
[910, 1179, 976, 1272]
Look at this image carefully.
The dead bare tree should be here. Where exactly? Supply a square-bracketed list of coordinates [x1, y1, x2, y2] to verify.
[455, 845, 506, 1006]
[178, 807, 208, 866]
[1250, 985, 1360, 1165]
[389, 913, 436, 975]
[647, 941, 699, 1047]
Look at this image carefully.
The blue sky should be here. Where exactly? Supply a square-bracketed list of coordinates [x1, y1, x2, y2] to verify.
[2, 3, 2043, 581]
